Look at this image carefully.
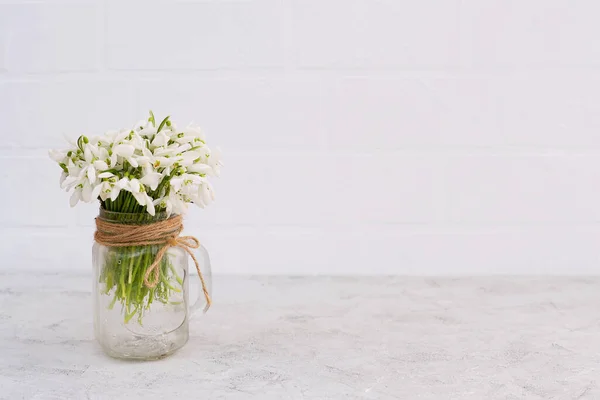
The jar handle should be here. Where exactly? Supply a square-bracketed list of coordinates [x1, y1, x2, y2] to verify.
[188, 244, 212, 317]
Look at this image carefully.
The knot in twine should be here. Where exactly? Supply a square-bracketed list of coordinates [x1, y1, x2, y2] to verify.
[94, 214, 211, 310]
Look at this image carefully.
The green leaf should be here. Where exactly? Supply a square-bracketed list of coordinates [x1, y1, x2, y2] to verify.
[157, 116, 170, 132]
[148, 110, 156, 127]
[77, 135, 84, 151]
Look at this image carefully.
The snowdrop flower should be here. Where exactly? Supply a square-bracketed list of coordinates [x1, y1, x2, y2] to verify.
[133, 187, 156, 216]
[207, 147, 223, 177]
[61, 159, 84, 191]
[179, 149, 203, 167]
[195, 182, 215, 208]
[137, 147, 178, 170]
[187, 163, 214, 175]
[140, 171, 163, 191]
[81, 180, 95, 202]
[182, 125, 206, 141]
[49, 111, 221, 216]
[173, 131, 196, 145]
[70, 186, 83, 207]
[170, 173, 203, 193]
[151, 132, 170, 147]
[90, 145, 110, 171]
[113, 143, 138, 168]
[96, 172, 124, 201]
[83, 146, 97, 183]
[49, 149, 67, 163]
[154, 144, 180, 158]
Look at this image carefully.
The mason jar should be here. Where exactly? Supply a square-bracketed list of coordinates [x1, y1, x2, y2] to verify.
[92, 209, 211, 360]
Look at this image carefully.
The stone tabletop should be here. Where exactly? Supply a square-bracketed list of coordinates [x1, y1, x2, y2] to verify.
[1, 273, 600, 399]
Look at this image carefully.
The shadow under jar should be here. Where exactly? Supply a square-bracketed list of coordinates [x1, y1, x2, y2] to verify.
[92, 209, 211, 360]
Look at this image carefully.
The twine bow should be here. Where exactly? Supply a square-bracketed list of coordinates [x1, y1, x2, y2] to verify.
[94, 214, 211, 310]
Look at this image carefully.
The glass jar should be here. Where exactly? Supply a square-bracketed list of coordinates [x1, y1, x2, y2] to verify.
[92, 209, 211, 360]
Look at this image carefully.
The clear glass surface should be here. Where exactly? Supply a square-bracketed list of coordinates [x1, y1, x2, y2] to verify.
[92, 209, 211, 360]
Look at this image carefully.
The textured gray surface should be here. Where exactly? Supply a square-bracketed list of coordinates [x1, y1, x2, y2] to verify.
[1, 274, 600, 399]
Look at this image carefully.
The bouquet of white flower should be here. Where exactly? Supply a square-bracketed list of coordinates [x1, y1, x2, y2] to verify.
[49, 112, 221, 326]
[49, 111, 222, 216]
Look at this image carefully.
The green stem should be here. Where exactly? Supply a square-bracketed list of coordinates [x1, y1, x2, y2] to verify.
[98, 188, 181, 324]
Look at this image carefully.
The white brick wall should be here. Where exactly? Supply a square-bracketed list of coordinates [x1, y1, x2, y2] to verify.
[2, 0, 600, 274]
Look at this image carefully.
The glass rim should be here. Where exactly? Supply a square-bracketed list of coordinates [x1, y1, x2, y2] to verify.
[98, 207, 175, 224]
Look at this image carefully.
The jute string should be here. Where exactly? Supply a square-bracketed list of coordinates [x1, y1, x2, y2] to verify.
[94, 215, 211, 310]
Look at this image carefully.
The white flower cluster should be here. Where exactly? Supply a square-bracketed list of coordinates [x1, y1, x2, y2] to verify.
[49, 112, 222, 216]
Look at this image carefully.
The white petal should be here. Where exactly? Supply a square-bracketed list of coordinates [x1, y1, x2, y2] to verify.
[87, 144, 100, 157]
[77, 168, 87, 180]
[177, 173, 200, 185]
[154, 147, 177, 157]
[90, 136, 103, 146]
[81, 182, 93, 202]
[127, 156, 138, 168]
[170, 178, 183, 192]
[132, 191, 146, 206]
[157, 156, 177, 167]
[61, 176, 78, 190]
[70, 190, 81, 207]
[87, 165, 96, 183]
[193, 196, 205, 208]
[146, 195, 156, 216]
[96, 147, 109, 160]
[210, 148, 223, 168]
[91, 184, 103, 200]
[115, 130, 129, 143]
[181, 150, 202, 162]
[99, 190, 110, 201]
[94, 160, 109, 171]
[201, 185, 212, 205]
[152, 132, 169, 147]
[110, 186, 121, 201]
[59, 172, 67, 186]
[140, 172, 162, 191]
[48, 149, 66, 163]
[63, 134, 77, 146]
[117, 178, 129, 190]
[188, 164, 213, 175]
[134, 119, 148, 130]
[113, 144, 135, 158]
[84, 147, 93, 163]
[98, 172, 114, 179]
[176, 144, 192, 153]
[183, 126, 205, 140]
[175, 135, 195, 144]
[136, 156, 151, 166]
[129, 179, 141, 193]
[139, 126, 157, 137]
